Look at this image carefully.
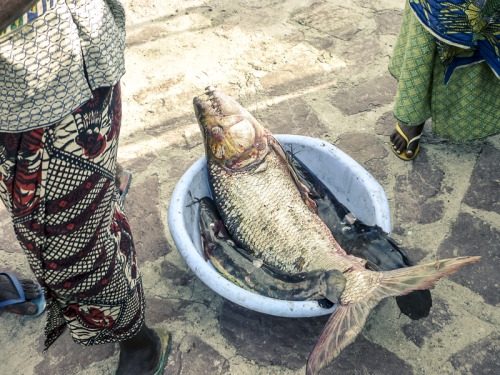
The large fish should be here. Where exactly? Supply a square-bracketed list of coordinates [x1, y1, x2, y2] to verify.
[193, 86, 481, 374]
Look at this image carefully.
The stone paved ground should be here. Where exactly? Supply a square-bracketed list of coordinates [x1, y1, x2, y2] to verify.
[1, 1, 499, 374]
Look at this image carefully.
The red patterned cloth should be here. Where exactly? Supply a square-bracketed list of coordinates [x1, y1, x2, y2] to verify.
[0, 83, 144, 350]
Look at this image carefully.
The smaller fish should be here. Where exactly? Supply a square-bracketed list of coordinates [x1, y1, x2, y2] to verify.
[199, 196, 346, 303]
[286, 151, 432, 320]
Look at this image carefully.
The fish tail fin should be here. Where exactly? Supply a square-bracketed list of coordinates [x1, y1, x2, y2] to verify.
[306, 300, 378, 375]
[371, 256, 481, 300]
[306, 256, 481, 375]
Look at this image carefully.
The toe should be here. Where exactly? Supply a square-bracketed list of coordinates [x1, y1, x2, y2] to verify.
[20, 279, 40, 300]
[4, 301, 38, 316]
[25, 302, 38, 315]
[389, 131, 398, 143]
[393, 137, 406, 153]
[406, 140, 419, 158]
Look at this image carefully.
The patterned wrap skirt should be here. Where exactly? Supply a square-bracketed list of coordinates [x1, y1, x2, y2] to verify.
[0, 83, 145, 350]
[389, 1, 500, 142]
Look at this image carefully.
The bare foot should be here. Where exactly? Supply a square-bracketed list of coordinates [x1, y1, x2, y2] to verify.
[390, 122, 424, 159]
[0, 274, 41, 316]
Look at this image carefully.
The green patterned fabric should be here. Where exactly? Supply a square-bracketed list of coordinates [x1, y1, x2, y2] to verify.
[389, 1, 500, 142]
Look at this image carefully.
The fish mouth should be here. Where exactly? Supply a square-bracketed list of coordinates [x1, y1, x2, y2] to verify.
[193, 86, 245, 122]
[193, 87, 217, 123]
[193, 86, 244, 145]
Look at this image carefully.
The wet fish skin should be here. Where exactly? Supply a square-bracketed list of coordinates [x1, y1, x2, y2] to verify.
[198, 196, 346, 303]
[201, 150, 429, 313]
[193, 86, 481, 375]
[286, 151, 432, 320]
[194, 87, 374, 274]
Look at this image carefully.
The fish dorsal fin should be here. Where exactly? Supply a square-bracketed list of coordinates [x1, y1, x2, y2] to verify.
[306, 300, 377, 375]
[267, 134, 318, 213]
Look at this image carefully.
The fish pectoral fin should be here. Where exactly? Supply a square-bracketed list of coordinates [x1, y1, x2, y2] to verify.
[200, 233, 211, 261]
[306, 300, 377, 375]
[300, 188, 318, 214]
[252, 161, 268, 174]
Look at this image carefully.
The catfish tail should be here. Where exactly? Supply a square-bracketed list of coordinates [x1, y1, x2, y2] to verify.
[306, 256, 481, 375]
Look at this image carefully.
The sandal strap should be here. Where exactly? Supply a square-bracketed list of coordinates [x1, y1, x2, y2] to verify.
[407, 134, 421, 145]
[396, 122, 421, 146]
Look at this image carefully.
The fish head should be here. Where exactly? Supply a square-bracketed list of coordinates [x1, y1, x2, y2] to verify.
[194, 86, 269, 170]
[198, 197, 219, 234]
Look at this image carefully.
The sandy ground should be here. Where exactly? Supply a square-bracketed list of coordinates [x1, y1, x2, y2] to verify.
[1, 1, 499, 374]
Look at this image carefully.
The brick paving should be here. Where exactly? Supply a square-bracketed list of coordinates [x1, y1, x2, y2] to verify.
[1, 1, 499, 374]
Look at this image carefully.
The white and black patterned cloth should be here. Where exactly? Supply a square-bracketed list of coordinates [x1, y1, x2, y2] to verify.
[0, 83, 145, 350]
[0, 0, 126, 132]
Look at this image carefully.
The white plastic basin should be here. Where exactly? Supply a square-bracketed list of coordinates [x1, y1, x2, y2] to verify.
[168, 135, 391, 318]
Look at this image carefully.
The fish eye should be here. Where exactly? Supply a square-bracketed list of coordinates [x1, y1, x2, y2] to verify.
[211, 127, 222, 134]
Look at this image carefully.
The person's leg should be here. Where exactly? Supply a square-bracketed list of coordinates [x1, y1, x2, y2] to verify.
[388, 1, 435, 160]
[0, 130, 46, 317]
[114, 167, 168, 374]
[0, 83, 169, 372]
[0, 274, 41, 315]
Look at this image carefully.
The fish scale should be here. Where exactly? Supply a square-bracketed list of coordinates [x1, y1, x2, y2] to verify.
[209, 150, 354, 275]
